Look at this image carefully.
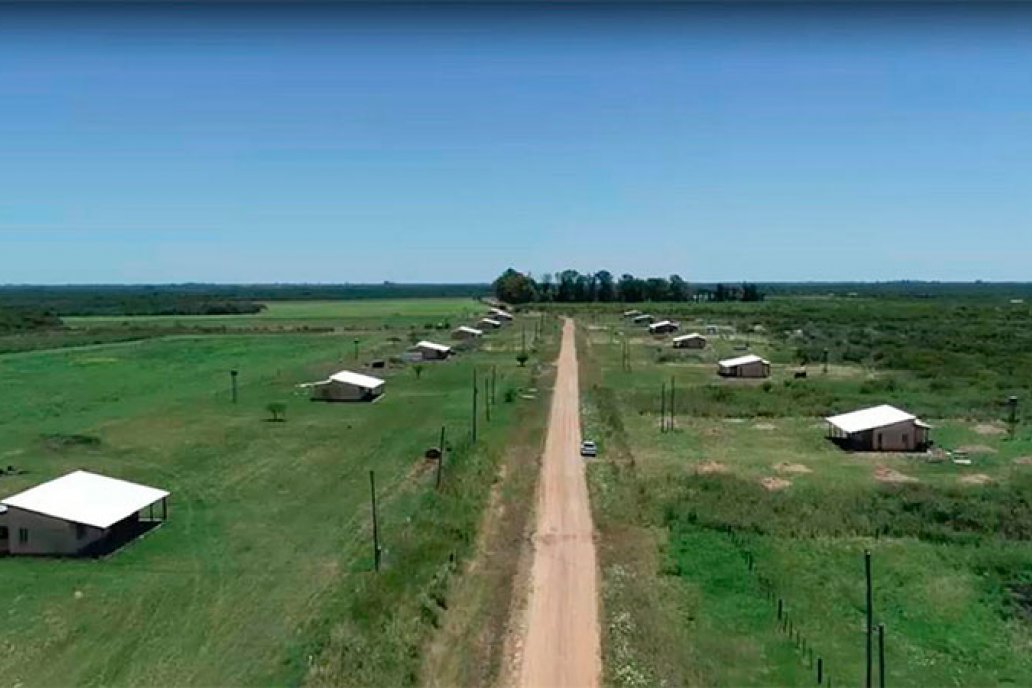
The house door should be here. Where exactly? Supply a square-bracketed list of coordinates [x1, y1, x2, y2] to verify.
[876, 433, 883, 450]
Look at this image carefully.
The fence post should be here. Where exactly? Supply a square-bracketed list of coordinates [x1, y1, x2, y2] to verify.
[878, 623, 886, 688]
[370, 470, 381, 572]
[866, 549, 873, 688]
[436, 426, 446, 490]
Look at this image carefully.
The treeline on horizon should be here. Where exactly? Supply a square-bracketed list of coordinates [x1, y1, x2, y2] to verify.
[0, 283, 490, 318]
[492, 268, 762, 304]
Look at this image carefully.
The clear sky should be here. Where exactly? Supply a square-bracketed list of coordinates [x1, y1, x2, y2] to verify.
[1, 4, 1030, 284]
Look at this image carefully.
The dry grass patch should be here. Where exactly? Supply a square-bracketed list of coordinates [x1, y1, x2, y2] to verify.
[874, 465, 919, 484]
[959, 473, 993, 486]
[695, 460, 729, 475]
[773, 462, 812, 475]
[760, 476, 792, 491]
[1013, 456, 1032, 466]
[973, 423, 1007, 436]
[955, 444, 998, 455]
[752, 422, 776, 431]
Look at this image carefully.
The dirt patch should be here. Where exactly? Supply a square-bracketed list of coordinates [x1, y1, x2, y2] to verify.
[753, 422, 776, 431]
[959, 473, 993, 486]
[773, 462, 812, 475]
[1013, 456, 1032, 466]
[723, 418, 745, 424]
[973, 423, 1007, 436]
[874, 465, 919, 484]
[760, 476, 792, 491]
[695, 461, 729, 475]
[955, 444, 998, 455]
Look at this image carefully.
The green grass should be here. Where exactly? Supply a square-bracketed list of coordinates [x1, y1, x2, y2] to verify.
[579, 305, 1032, 687]
[0, 305, 553, 686]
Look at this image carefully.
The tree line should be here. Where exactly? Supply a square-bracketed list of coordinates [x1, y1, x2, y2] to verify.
[492, 269, 762, 304]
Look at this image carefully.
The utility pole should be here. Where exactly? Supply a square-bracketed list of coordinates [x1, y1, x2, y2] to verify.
[1008, 395, 1019, 436]
[354, 339, 360, 360]
[230, 369, 238, 404]
[485, 377, 491, 422]
[878, 623, 886, 688]
[370, 470, 381, 572]
[823, 348, 830, 375]
[866, 549, 873, 688]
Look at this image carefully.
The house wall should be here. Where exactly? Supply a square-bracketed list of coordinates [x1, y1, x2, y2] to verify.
[452, 331, 475, 340]
[852, 420, 928, 451]
[674, 338, 706, 349]
[418, 348, 449, 360]
[720, 361, 770, 378]
[311, 380, 382, 402]
[3, 507, 106, 556]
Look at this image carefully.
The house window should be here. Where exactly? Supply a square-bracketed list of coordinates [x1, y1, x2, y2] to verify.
[0, 526, 8, 540]
[75, 524, 87, 540]
[18, 528, 29, 544]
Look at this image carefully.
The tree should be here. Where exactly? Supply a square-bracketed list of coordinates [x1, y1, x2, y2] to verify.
[669, 274, 689, 301]
[644, 277, 670, 302]
[617, 273, 645, 302]
[413, 364, 425, 379]
[742, 282, 763, 302]
[265, 402, 286, 422]
[492, 268, 537, 304]
[595, 270, 615, 302]
[516, 350, 529, 367]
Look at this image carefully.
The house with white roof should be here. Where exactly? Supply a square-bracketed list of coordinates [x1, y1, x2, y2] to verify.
[452, 325, 483, 341]
[478, 318, 503, 330]
[489, 308, 514, 321]
[673, 333, 707, 349]
[717, 354, 770, 378]
[410, 340, 453, 361]
[307, 370, 386, 402]
[825, 404, 931, 452]
[648, 320, 680, 335]
[632, 314, 655, 325]
[623, 309, 642, 318]
[0, 470, 169, 556]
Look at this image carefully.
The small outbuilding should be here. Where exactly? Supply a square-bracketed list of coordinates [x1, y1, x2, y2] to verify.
[623, 309, 642, 318]
[452, 326, 484, 340]
[0, 470, 169, 556]
[717, 354, 771, 378]
[411, 340, 453, 361]
[308, 370, 385, 402]
[632, 314, 655, 325]
[649, 320, 680, 335]
[489, 308, 514, 321]
[478, 318, 503, 330]
[673, 333, 707, 349]
[825, 404, 931, 452]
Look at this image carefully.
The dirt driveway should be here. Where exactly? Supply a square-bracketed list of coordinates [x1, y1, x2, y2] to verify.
[517, 318, 601, 687]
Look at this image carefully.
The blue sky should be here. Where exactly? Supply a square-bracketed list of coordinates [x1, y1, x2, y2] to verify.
[1, 4, 1030, 284]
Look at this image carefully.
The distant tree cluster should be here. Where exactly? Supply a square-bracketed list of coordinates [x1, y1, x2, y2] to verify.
[0, 308, 61, 333]
[492, 268, 762, 304]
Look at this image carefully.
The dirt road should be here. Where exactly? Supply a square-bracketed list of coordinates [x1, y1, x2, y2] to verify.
[517, 318, 601, 688]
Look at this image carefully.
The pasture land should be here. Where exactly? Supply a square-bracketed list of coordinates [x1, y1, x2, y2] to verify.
[572, 299, 1032, 687]
[0, 300, 554, 686]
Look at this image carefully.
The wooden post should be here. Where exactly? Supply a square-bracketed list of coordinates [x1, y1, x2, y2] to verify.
[866, 549, 873, 688]
[817, 657, 823, 684]
[878, 623, 886, 688]
[660, 382, 667, 433]
[485, 378, 491, 422]
[823, 348, 829, 374]
[777, 598, 783, 620]
[436, 426, 446, 490]
[370, 470, 381, 572]
[492, 365, 497, 405]
[230, 370, 238, 403]
[472, 369, 478, 442]
[354, 339, 360, 360]
[669, 376, 676, 430]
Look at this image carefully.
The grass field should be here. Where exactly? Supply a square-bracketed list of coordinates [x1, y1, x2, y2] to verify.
[0, 300, 554, 686]
[574, 303, 1032, 687]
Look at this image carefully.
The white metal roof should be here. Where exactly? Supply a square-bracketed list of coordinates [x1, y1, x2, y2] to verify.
[329, 370, 386, 389]
[479, 318, 502, 326]
[454, 326, 483, 335]
[623, 309, 641, 316]
[718, 354, 769, 368]
[649, 320, 678, 329]
[825, 404, 920, 434]
[673, 333, 706, 342]
[489, 308, 513, 319]
[1, 470, 169, 529]
[414, 340, 451, 352]
[633, 314, 654, 320]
